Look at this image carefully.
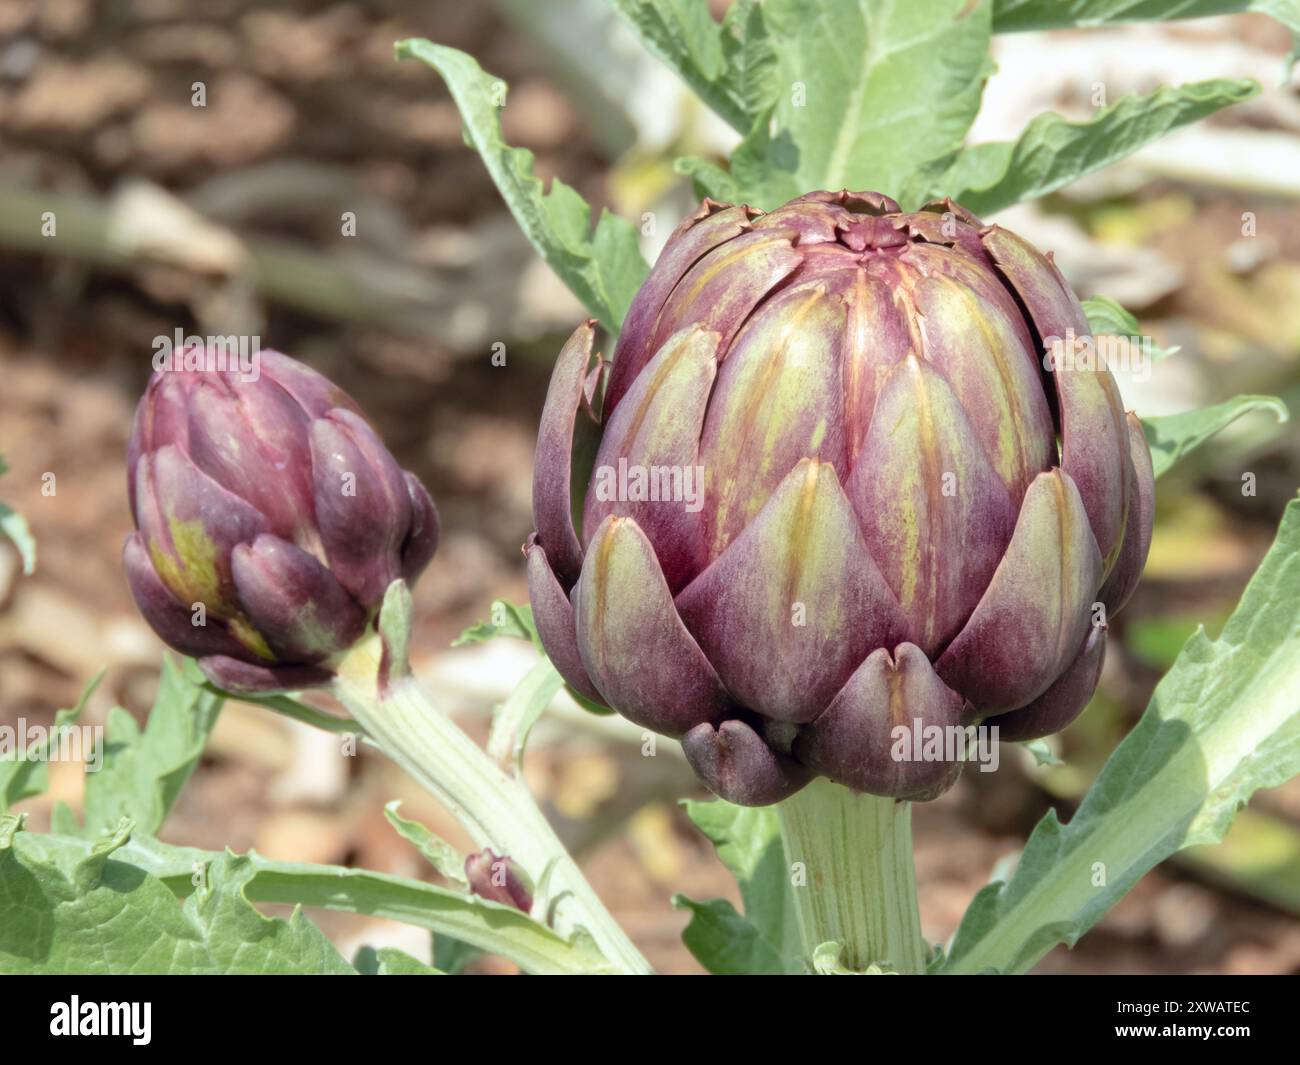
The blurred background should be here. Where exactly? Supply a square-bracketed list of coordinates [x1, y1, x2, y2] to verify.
[1, 0, 1298, 974]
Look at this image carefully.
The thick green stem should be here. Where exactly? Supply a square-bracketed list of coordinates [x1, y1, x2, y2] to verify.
[776, 779, 926, 974]
[332, 634, 651, 974]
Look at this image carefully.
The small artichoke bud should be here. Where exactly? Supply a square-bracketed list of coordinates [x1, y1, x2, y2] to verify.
[527, 191, 1155, 806]
[464, 849, 534, 913]
[124, 347, 439, 693]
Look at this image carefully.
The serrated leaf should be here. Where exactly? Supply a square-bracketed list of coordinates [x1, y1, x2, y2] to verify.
[395, 38, 647, 333]
[79, 656, 222, 837]
[610, 0, 778, 132]
[0, 819, 614, 975]
[671, 895, 786, 974]
[452, 599, 539, 648]
[720, 0, 781, 120]
[992, 0, 1300, 40]
[219, 687, 361, 735]
[675, 154, 741, 203]
[0, 671, 102, 812]
[942, 498, 1300, 974]
[724, 0, 992, 209]
[677, 799, 800, 973]
[0, 817, 353, 974]
[241, 855, 614, 974]
[1142, 394, 1289, 479]
[907, 78, 1259, 215]
[383, 800, 466, 884]
[451, 600, 611, 718]
[1082, 295, 1178, 361]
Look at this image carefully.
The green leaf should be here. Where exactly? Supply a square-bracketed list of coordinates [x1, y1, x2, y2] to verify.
[354, 945, 443, 975]
[908, 78, 1259, 215]
[723, 0, 992, 209]
[992, 0, 1300, 40]
[675, 154, 741, 203]
[219, 687, 361, 735]
[0, 670, 101, 811]
[720, 0, 782, 122]
[675, 799, 800, 973]
[0, 817, 353, 974]
[672, 895, 787, 974]
[1142, 394, 1289, 479]
[452, 599, 539, 649]
[104, 832, 216, 893]
[1083, 295, 1178, 362]
[0, 818, 614, 974]
[395, 38, 648, 333]
[610, 0, 778, 131]
[433, 933, 482, 974]
[451, 600, 612, 718]
[241, 855, 614, 974]
[383, 800, 466, 884]
[377, 578, 414, 682]
[79, 656, 223, 837]
[488, 657, 564, 769]
[941, 497, 1300, 974]
[0, 452, 35, 575]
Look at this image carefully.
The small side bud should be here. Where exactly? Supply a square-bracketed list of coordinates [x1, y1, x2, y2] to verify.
[465, 849, 533, 913]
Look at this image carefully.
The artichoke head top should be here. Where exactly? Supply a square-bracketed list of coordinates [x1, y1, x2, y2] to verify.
[527, 190, 1154, 806]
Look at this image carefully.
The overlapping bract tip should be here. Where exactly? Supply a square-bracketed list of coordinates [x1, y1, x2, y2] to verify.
[528, 190, 1155, 806]
[124, 346, 439, 693]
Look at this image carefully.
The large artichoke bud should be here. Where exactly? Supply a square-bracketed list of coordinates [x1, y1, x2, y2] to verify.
[125, 347, 439, 693]
[527, 190, 1154, 807]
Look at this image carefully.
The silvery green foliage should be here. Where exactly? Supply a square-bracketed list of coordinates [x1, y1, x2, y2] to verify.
[0, 662, 609, 975]
[942, 500, 1300, 973]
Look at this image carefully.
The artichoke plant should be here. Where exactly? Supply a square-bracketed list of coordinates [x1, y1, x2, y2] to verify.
[125, 348, 439, 693]
[527, 190, 1154, 807]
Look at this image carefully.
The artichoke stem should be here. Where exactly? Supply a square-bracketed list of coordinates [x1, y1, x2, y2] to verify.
[777, 779, 926, 974]
[332, 632, 652, 975]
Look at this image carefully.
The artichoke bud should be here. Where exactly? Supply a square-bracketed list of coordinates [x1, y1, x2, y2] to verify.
[124, 347, 439, 693]
[528, 191, 1155, 806]
[464, 849, 534, 913]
